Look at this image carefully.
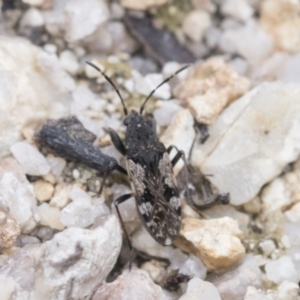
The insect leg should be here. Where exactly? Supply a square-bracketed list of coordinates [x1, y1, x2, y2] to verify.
[114, 193, 134, 270]
[194, 176, 230, 209]
[195, 122, 209, 144]
[166, 145, 190, 208]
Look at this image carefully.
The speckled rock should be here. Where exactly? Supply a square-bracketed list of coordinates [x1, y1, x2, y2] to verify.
[174, 59, 250, 125]
[0, 214, 122, 300]
[174, 217, 245, 272]
[92, 269, 168, 300]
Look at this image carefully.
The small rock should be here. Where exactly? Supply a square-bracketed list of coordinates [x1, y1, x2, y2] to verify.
[179, 277, 221, 300]
[153, 101, 182, 127]
[174, 217, 245, 272]
[259, 239, 276, 257]
[244, 286, 270, 300]
[120, 0, 168, 10]
[208, 255, 262, 300]
[17, 234, 40, 247]
[219, 20, 274, 67]
[260, 0, 300, 53]
[265, 256, 298, 284]
[134, 72, 171, 100]
[243, 197, 262, 214]
[37, 203, 65, 230]
[182, 10, 211, 43]
[61, 186, 110, 228]
[0, 158, 38, 233]
[44, 0, 110, 43]
[33, 180, 54, 202]
[192, 82, 300, 205]
[19, 7, 45, 28]
[174, 58, 250, 125]
[50, 184, 72, 208]
[277, 280, 300, 300]
[140, 260, 166, 283]
[59, 50, 80, 75]
[92, 269, 168, 300]
[11, 141, 51, 176]
[221, 0, 254, 22]
[0, 206, 20, 249]
[160, 109, 195, 175]
[36, 226, 54, 242]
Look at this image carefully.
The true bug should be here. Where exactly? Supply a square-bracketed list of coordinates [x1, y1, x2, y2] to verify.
[85, 61, 191, 249]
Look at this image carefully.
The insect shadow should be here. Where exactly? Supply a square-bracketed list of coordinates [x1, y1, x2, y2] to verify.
[36, 62, 229, 269]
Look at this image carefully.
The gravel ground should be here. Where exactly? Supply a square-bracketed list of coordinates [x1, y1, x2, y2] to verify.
[1, 0, 300, 299]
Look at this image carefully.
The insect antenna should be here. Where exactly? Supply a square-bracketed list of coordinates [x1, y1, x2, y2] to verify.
[139, 64, 192, 115]
[86, 61, 128, 116]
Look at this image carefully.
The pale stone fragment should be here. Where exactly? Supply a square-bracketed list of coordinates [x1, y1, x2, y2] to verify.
[182, 10, 211, 43]
[191, 82, 300, 205]
[174, 58, 250, 125]
[37, 203, 65, 231]
[92, 269, 168, 300]
[221, 0, 254, 21]
[0, 158, 38, 233]
[11, 141, 51, 176]
[174, 217, 245, 272]
[179, 277, 221, 300]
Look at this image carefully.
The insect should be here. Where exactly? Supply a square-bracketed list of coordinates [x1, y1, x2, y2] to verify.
[36, 62, 229, 267]
[84, 61, 191, 248]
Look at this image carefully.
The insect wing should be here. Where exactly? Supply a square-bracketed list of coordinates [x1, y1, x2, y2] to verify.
[128, 152, 181, 245]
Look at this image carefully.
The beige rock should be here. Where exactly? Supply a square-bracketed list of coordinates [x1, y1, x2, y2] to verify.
[120, 0, 168, 10]
[260, 0, 300, 53]
[50, 184, 72, 208]
[243, 197, 262, 214]
[140, 260, 166, 283]
[37, 203, 65, 230]
[174, 58, 250, 125]
[33, 180, 54, 202]
[160, 109, 195, 175]
[0, 206, 20, 249]
[174, 217, 245, 272]
[182, 10, 211, 43]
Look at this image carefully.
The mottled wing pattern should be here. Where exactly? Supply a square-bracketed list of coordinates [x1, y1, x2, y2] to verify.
[128, 152, 181, 245]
